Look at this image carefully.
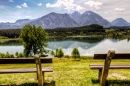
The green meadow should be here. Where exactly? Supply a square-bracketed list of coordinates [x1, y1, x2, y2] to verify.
[0, 57, 130, 86]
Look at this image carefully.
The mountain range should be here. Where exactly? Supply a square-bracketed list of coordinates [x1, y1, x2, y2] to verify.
[0, 11, 130, 29]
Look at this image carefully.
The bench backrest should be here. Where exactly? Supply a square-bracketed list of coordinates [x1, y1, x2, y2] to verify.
[93, 50, 130, 86]
[0, 57, 52, 64]
[94, 53, 130, 59]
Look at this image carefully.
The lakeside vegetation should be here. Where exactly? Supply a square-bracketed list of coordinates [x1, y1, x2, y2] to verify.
[0, 24, 130, 40]
[0, 47, 79, 59]
[0, 58, 130, 86]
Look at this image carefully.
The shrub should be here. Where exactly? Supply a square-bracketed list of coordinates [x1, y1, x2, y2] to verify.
[56, 47, 64, 58]
[71, 48, 80, 60]
[0, 52, 14, 58]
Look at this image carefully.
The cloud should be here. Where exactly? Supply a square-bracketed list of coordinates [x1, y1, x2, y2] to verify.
[16, 3, 28, 8]
[8, 0, 14, 2]
[46, 0, 72, 8]
[46, 0, 84, 11]
[38, 3, 42, 6]
[75, 5, 84, 11]
[105, 12, 108, 14]
[22, 3, 28, 8]
[25, 16, 31, 18]
[16, 5, 22, 8]
[114, 8, 126, 12]
[84, 0, 103, 10]
[46, 3, 60, 8]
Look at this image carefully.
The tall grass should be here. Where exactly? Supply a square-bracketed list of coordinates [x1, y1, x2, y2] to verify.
[0, 58, 130, 86]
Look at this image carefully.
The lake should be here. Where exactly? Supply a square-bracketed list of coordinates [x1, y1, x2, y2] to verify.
[0, 37, 130, 56]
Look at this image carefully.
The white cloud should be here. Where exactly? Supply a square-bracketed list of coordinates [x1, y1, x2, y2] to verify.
[8, 0, 14, 2]
[75, 5, 84, 11]
[84, 0, 103, 10]
[114, 8, 126, 12]
[25, 16, 31, 18]
[46, 3, 60, 8]
[16, 3, 28, 8]
[46, 0, 68, 8]
[105, 12, 108, 14]
[16, 5, 22, 9]
[22, 3, 28, 8]
[46, 0, 84, 11]
[38, 3, 42, 6]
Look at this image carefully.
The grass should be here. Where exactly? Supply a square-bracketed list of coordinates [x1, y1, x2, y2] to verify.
[0, 58, 130, 86]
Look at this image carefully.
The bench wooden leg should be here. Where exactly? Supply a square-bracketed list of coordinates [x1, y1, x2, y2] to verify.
[98, 69, 102, 81]
[43, 72, 45, 85]
[100, 50, 115, 86]
[36, 71, 38, 80]
[34, 55, 43, 86]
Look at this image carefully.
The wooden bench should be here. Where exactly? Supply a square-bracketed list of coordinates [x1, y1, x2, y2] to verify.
[90, 50, 130, 86]
[0, 55, 53, 86]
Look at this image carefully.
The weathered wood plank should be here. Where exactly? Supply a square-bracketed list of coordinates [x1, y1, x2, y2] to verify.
[94, 53, 130, 59]
[0, 67, 53, 74]
[100, 50, 115, 86]
[34, 55, 43, 86]
[90, 64, 130, 69]
[0, 57, 52, 64]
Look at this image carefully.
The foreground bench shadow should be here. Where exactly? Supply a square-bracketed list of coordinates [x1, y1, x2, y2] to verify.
[20, 81, 55, 86]
[92, 79, 130, 86]
[0, 81, 55, 86]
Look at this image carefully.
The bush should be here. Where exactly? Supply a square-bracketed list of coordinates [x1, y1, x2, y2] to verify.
[50, 50, 55, 57]
[15, 52, 19, 57]
[56, 47, 64, 58]
[0, 53, 4, 58]
[0, 52, 14, 58]
[71, 48, 80, 60]
[64, 55, 70, 59]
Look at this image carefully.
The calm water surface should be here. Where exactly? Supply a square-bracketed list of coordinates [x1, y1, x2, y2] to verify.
[0, 38, 130, 56]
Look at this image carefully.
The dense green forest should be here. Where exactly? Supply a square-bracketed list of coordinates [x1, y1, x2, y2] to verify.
[0, 24, 130, 39]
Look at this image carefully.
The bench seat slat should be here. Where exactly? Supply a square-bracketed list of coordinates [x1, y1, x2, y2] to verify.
[94, 53, 130, 59]
[90, 64, 130, 69]
[0, 58, 52, 64]
[0, 67, 53, 74]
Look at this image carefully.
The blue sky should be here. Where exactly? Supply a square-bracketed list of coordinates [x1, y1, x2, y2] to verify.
[0, 0, 130, 22]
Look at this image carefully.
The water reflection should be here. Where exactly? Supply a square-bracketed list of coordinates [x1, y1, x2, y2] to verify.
[48, 37, 103, 49]
[0, 40, 21, 46]
[0, 37, 130, 56]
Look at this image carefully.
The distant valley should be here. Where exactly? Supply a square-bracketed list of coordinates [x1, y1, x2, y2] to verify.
[0, 11, 130, 29]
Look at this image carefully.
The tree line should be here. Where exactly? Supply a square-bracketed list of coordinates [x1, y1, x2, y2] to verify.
[0, 24, 105, 38]
[0, 24, 130, 39]
[0, 29, 20, 38]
